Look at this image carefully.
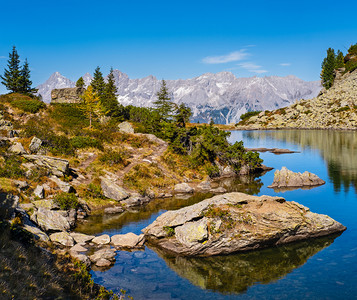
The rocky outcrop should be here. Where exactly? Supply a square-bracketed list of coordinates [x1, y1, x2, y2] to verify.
[0, 112, 13, 131]
[237, 69, 357, 130]
[101, 178, 130, 201]
[34, 207, 72, 232]
[49, 232, 75, 246]
[51, 87, 85, 104]
[143, 192, 346, 256]
[22, 155, 69, 177]
[268, 167, 325, 189]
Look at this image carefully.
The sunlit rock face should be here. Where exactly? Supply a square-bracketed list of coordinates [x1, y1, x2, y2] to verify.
[143, 192, 346, 256]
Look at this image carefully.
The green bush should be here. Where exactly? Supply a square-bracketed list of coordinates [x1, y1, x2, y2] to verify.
[99, 149, 130, 167]
[86, 183, 105, 199]
[0, 155, 25, 179]
[11, 99, 46, 113]
[54, 193, 79, 210]
[70, 136, 102, 150]
[240, 111, 261, 121]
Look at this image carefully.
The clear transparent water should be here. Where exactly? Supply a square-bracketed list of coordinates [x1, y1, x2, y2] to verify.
[78, 130, 357, 300]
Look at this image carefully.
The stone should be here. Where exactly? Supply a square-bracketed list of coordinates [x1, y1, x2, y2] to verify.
[175, 218, 208, 247]
[35, 207, 71, 232]
[121, 194, 150, 207]
[49, 232, 75, 246]
[268, 167, 325, 189]
[174, 183, 194, 194]
[111, 232, 145, 248]
[104, 206, 124, 214]
[0, 193, 19, 219]
[8, 142, 27, 155]
[49, 176, 75, 193]
[29, 137, 42, 153]
[13, 180, 29, 190]
[71, 253, 91, 267]
[22, 155, 69, 177]
[33, 185, 45, 199]
[51, 87, 85, 104]
[101, 178, 130, 201]
[70, 232, 95, 244]
[89, 248, 116, 263]
[143, 192, 346, 256]
[118, 121, 135, 134]
[92, 234, 111, 245]
[23, 224, 49, 241]
[197, 181, 211, 191]
[70, 244, 88, 252]
[95, 258, 112, 267]
[32, 199, 58, 210]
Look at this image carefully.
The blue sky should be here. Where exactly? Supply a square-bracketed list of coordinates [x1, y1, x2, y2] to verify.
[1, 0, 356, 93]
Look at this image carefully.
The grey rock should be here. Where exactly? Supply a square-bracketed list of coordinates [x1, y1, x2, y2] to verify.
[143, 192, 346, 256]
[111, 233, 145, 248]
[101, 177, 130, 201]
[210, 187, 227, 193]
[95, 258, 112, 267]
[70, 253, 91, 267]
[33, 185, 45, 199]
[197, 181, 211, 191]
[23, 155, 69, 177]
[268, 167, 325, 189]
[23, 224, 49, 241]
[174, 183, 194, 194]
[51, 87, 85, 104]
[121, 194, 150, 207]
[8, 142, 27, 155]
[70, 244, 88, 252]
[49, 232, 75, 246]
[49, 175, 75, 193]
[70, 232, 95, 244]
[13, 180, 29, 190]
[35, 207, 71, 232]
[29, 137, 42, 153]
[89, 248, 116, 263]
[33, 199, 58, 210]
[92, 234, 111, 245]
[118, 121, 134, 134]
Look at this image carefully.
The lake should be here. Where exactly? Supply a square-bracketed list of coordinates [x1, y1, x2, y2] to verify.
[76, 130, 357, 300]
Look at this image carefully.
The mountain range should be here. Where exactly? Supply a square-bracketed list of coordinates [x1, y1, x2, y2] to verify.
[37, 70, 321, 124]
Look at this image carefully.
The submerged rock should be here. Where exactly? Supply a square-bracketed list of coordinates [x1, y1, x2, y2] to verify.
[268, 167, 325, 189]
[143, 192, 346, 256]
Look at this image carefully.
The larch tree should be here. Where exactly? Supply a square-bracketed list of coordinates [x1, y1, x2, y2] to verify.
[80, 85, 102, 129]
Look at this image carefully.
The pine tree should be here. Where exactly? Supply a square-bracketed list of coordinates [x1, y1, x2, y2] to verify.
[91, 66, 105, 96]
[76, 77, 85, 88]
[0, 46, 21, 93]
[321, 48, 336, 89]
[154, 80, 173, 120]
[335, 50, 345, 69]
[19, 59, 37, 95]
[102, 68, 119, 116]
[174, 103, 192, 128]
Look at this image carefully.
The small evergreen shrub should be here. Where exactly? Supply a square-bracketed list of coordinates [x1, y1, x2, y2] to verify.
[99, 149, 130, 167]
[11, 99, 46, 113]
[70, 136, 102, 150]
[240, 111, 261, 121]
[54, 193, 79, 210]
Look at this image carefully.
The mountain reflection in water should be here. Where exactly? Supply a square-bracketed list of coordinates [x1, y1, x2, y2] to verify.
[155, 234, 340, 294]
[245, 130, 357, 193]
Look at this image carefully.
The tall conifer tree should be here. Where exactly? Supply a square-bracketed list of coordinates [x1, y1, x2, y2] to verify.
[154, 80, 173, 121]
[321, 48, 336, 89]
[91, 66, 105, 96]
[1, 46, 21, 93]
[19, 59, 37, 95]
[103, 68, 119, 116]
[335, 50, 345, 69]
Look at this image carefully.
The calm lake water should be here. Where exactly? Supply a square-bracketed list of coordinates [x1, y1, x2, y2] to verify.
[77, 130, 357, 300]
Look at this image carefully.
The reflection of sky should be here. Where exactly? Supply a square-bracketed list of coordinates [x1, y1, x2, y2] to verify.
[91, 130, 357, 300]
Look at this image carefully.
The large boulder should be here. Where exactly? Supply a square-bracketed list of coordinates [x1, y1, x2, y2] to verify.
[70, 232, 95, 244]
[49, 176, 75, 193]
[51, 87, 85, 104]
[22, 155, 69, 177]
[268, 167, 325, 189]
[8, 142, 27, 155]
[34, 207, 71, 232]
[29, 137, 42, 154]
[143, 192, 346, 256]
[174, 183, 194, 194]
[49, 232, 75, 246]
[101, 178, 130, 201]
[111, 232, 145, 248]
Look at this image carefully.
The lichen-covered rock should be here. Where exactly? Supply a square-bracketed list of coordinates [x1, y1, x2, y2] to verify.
[33, 185, 45, 199]
[101, 178, 130, 201]
[29, 137, 42, 153]
[49, 176, 75, 193]
[89, 248, 116, 263]
[70, 244, 88, 252]
[111, 232, 145, 248]
[34, 207, 71, 232]
[143, 192, 346, 256]
[33, 199, 58, 210]
[23, 224, 49, 241]
[121, 194, 150, 207]
[49, 232, 74, 246]
[118, 121, 134, 134]
[70, 253, 91, 267]
[174, 183, 194, 194]
[268, 167, 325, 189]
[23, 155, 69, 177]
[51, 87, 85, 104]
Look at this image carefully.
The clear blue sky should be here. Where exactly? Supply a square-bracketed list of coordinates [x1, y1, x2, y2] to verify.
[1, 0, 356, 93]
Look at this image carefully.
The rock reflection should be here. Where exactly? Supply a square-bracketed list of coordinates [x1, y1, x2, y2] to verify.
[245, 130, 357, 192]
[155, 234, 340, 294]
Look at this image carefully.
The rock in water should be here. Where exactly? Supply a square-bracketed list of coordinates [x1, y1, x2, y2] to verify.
[268, 167, 325, 189]
[143, 192, 346, 256]
[174, 183, 194, 193]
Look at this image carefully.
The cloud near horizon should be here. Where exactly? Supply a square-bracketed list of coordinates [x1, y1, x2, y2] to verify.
[202, 50, 249, 64]
[0, 56, 6, 59]
[239, 62, 267, 74]
[280, 63, 291, 66]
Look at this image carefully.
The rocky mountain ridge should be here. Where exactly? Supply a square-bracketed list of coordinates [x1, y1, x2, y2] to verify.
[237, 69, 357, 129]
[37, 70, 321, 124]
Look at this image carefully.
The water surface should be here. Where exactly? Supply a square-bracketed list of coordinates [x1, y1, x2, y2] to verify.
[78, 130, 357, 299]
